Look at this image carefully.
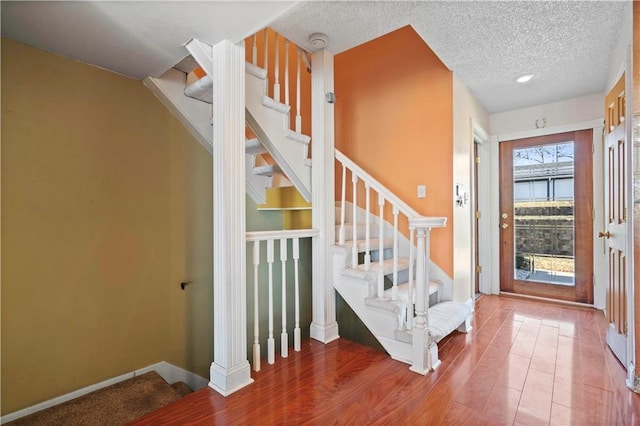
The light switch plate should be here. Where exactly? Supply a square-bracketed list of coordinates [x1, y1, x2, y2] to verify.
[417, 185, 426, 198]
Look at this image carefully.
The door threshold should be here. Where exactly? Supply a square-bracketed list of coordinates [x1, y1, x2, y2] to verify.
[499, 291, 596, 310]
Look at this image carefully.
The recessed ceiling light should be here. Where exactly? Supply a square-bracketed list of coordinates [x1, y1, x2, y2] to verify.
[516, 74, 534, 83]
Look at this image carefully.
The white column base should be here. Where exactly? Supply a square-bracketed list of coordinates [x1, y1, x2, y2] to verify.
[409, 327, 429, 375]
[310, 321, 340, 343]
[429, 344, 441, 370]
[209, 361, 253, 397]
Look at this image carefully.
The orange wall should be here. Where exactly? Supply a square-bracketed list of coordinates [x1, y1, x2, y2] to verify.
[335, 26, 454, 276]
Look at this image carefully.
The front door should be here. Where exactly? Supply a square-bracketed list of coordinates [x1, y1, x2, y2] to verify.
[499, 130, 593, 303]
[603, 74, 629, 366]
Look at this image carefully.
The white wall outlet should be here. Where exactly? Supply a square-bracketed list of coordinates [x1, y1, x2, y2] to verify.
[417, 185, 426, 198]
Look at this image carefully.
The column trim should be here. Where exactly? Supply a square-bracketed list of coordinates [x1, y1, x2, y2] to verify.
[310, 48, 339, 343]
[209, 39, 253, 394]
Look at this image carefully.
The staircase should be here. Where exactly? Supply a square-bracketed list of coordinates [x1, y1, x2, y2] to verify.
[143, 34, 311, 206]
[143, 28, 471, 381]
[333, 150, 473, 373]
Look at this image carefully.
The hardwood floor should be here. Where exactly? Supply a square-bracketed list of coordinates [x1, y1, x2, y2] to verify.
[131, 295, 640, 425]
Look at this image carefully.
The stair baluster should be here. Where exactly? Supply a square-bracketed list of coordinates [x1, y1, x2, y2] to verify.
[377, 194, 385, 298]
[392, 206, 399, 301]
[295, 49, 302, 134]
[293, 237, 301, 352]
[274, 34, 280, 103]
[284, 40, 290, 108]
[252, 241, 261, 372]
[252, 34, 257, 65]
[263, 29, 269, 92]
[364, 184, 371, 270]
[339, 164, 346, 245]
[352, 172, 358, 268]
[280, 238, 288, 358]
[267, 239, 275, 365]
[407, 227, 415, 329]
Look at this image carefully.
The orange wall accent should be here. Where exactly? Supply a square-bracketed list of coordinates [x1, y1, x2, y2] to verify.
[335, 25, 454, 276]
[193, 66, 206, 79]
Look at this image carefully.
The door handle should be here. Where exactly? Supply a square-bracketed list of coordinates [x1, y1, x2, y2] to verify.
[502, 223, 509, 229]
[598, 231, 610, 239]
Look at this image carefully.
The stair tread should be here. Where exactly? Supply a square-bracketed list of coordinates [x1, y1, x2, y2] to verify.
[394, 301, 471, 344]
[342, 257, 411, 281]
[261, 95, 290, 114]
[364, 296, 403, 313]
[252, 164, 281, 176]
[384, 281, 441, 301]
[285, 129, 311, 145]
[184, 74, 213, 103]
[428, 301, 472, 342]
[245, 138, 267, 155]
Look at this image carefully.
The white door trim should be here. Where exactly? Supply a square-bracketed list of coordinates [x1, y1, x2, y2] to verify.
[487, 118, 606, 298]
[472, 120, 491, 296]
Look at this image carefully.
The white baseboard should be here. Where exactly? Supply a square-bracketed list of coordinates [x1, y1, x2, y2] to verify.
[0, 361, 208, 424]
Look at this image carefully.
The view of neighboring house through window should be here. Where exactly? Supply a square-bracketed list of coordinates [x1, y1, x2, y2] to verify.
[513, 141, 575, 285]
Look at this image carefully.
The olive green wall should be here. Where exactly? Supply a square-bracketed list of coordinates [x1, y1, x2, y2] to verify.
[1, 38, 314, 415]
[0, 38, 211, 414]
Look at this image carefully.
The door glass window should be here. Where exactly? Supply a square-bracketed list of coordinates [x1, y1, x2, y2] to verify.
[512, 141, 575, 285]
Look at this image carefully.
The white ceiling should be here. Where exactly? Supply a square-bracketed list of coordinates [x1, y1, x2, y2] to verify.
[1, 1, 629, 113]
[1, 1, 296, 79]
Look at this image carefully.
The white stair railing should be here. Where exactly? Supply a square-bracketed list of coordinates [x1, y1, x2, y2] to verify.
[246, 228, 319, 372]
[335, 149, 446, 373]
[251, 29, 308, 142]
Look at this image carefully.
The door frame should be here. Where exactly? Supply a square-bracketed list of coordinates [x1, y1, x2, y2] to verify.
[483, 118, 607, 305]
[472, 121, 490, 295]
[498, 130, 594, 303]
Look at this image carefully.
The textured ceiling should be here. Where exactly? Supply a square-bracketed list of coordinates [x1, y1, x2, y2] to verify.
[1, 1, 629, 114]
[1, 1, 295, 79]
[272, 1, 628, 113]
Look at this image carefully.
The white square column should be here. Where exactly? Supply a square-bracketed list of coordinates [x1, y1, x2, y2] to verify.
[209, 39, 253, 395]
[310, 48, 340, 343]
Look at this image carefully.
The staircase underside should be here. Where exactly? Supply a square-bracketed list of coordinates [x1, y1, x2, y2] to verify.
[143, 59, 312, 205]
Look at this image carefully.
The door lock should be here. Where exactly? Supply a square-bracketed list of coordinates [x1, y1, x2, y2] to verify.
[502, 223, 509, 229]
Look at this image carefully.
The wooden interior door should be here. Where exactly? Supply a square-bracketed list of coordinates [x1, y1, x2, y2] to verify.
[603, 74, 629, 366]
[499, 130, 593, 303]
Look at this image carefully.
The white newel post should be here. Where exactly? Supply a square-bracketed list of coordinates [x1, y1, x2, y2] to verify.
[310, 48, 339, 343]
[408, 217, 446, 374]
[209, 39, 253, 395]
[410, 226, 429, 375]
